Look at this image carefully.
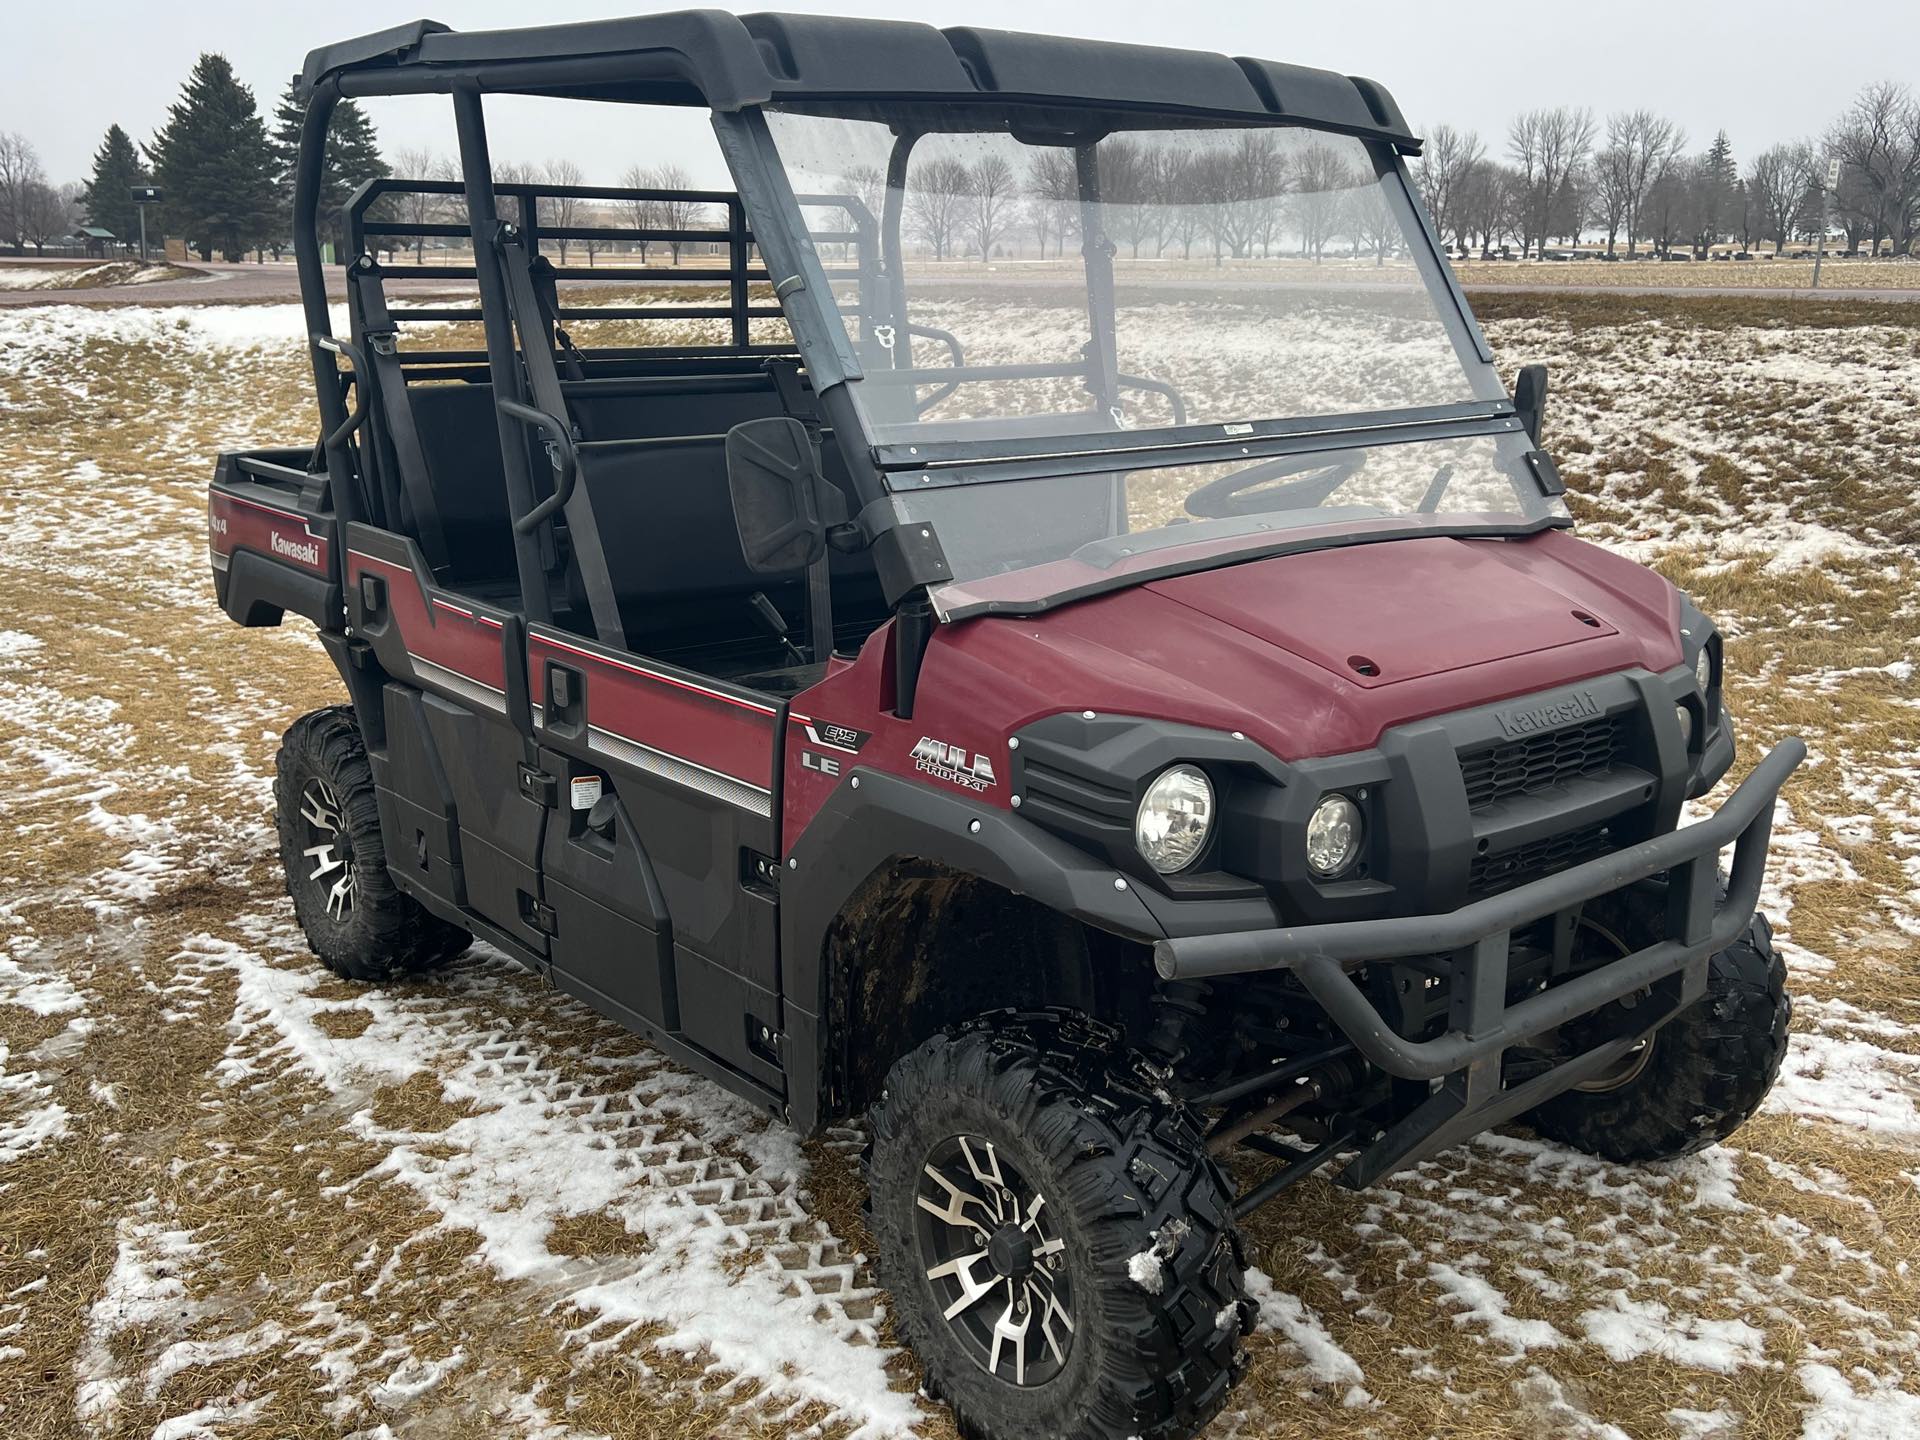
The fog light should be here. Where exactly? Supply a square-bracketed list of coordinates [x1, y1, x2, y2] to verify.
[1306, 794, 1364, 878]
[1135, 765, 1213, 874]
[1676, 704, 1694, 749]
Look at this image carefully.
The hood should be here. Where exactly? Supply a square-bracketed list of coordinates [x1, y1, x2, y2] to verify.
[926, 530, 1684, 762]
[1141, 535, 1619, 687]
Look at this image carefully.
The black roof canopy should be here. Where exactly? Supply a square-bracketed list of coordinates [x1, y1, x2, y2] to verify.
[299, 10, 1419, 152]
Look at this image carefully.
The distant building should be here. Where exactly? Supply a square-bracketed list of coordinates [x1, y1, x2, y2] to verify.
[75, 225, 118, 258]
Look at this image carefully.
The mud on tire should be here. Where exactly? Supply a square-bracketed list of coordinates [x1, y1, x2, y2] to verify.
[1528, 892, 1789, 1163]
[866, 1011, 1253, 1440]
[273, 706, 469, 982]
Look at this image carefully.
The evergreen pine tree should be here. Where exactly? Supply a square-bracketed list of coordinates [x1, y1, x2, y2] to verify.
[146, 54, 278, 261]
[271, 83, 389, 260]
[1701, 130, 1739, 248]
[80, 124, 148, 243]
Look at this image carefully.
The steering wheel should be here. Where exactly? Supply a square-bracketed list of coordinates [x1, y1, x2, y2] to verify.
[1183, 452, 1366, 519]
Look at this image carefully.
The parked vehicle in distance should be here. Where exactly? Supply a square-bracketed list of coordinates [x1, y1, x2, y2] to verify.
[208, 14, 1802, 1438]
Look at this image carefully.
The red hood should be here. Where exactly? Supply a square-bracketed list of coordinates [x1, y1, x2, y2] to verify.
[922, 530, 1683, 763]
[782, 530, 1685, 842]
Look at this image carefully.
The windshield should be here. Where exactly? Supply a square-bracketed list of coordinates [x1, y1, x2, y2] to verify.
[762, 107, 1506, 450]
[885, 430, 1571, 619]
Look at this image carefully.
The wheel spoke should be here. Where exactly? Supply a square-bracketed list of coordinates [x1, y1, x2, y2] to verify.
[958, 1137, 1008, 1222]
[917, 1164, 990, 1228]
[300, 784, 341, 832]
[929, 1251, 998, 1321]
[987, 1283, 1032, 1385]
[326, 873, 353, 921]
[304, 843, 344, 881]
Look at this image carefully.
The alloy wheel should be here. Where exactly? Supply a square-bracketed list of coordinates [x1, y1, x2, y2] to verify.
[299, 777, 356, 921]
[915, 1134, 1074, 1387]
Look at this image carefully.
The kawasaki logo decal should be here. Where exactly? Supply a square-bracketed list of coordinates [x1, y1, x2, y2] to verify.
[1495, 689, 1601, 738]
[910, 736, 997, 792]
[271, 531, 321, 567]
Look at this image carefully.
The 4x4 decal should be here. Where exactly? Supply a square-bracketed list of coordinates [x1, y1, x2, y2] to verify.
[909, 736, 998, 792]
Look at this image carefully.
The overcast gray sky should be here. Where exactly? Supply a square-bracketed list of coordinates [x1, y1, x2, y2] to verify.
[6, 0, 1915, 183]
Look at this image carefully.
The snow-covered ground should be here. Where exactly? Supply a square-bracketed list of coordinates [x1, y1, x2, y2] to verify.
[0, 294, 1916, 1438]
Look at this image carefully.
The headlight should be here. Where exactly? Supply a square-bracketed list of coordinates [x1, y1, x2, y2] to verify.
[1135, 765, 1214, 874]
[1676, 704, 1694, 749]
[1306, 794, 1364, 878]
[1694, 645, 1714, 692]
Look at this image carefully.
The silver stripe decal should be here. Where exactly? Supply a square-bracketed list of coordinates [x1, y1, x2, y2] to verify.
[414, 657, 506, 713]
[587, 725, 773, 818]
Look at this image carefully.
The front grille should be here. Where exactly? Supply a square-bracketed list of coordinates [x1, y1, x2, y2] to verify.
[1459, 716, 1624, 811]
[1469, 822, 1613, 896]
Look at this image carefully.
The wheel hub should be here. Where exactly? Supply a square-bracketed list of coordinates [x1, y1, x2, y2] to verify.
[299, 777, 356, 922]
[914, 1134, 1074, 1387]
[987, 1225, 1037, 1280]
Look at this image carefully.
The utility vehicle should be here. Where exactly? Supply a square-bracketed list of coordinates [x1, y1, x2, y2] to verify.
[209, 14, 1801, 1438]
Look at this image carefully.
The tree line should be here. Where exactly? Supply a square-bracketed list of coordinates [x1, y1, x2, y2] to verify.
[1417, 82, 1920, 258]
[821, 133, 1394, 266]
[1, 53, 386, 261]
[5, 59, 1913, 265]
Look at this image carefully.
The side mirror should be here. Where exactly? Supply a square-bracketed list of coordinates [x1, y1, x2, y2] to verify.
[1514, 363, 1549, 445]
[726, 416, 828, 574]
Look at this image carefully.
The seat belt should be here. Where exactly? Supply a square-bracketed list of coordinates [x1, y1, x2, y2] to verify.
[529, 255, 588, 384]
[497, 231, 627, 651]
[352, 264, 453, 576]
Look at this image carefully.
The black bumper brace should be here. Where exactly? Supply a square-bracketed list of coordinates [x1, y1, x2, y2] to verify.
[1155, 738, 1805, 1189]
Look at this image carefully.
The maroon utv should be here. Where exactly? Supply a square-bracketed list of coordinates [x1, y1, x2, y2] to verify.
[209, 14, 1801, 1439]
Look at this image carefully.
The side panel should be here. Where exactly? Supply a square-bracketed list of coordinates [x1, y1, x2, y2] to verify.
[208, 461, 340, 630]
[343, 523, 549, 954]
[527, 624, 786, 1092]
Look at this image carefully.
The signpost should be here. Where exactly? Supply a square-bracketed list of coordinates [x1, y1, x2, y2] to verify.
[129, 185, 162, 263]
[1812, 158, 1841, 291]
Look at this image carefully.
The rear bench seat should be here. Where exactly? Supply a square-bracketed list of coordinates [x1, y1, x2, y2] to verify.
[406, 371, 881, 675]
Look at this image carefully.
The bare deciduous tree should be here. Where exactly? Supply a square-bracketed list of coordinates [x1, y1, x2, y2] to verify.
[1826, 81, 1920, 257]
[392, 147, 455, 263]
[1024, 149, 1078, 260]
[906, 154, 969, 260]
[1749, 142, 1817, 253]
[0, 131, 49, 253]
[1291, 142, 1351, 261]
[1507, 107, 1596, 258]
[541, 158, 586, 265]
[961, 153, 1016, 259]
[1415, 124, 1485, 251]
[650, 162, 706, 265]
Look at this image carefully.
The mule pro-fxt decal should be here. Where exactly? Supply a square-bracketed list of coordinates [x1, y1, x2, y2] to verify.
[909, 735, 998, 792]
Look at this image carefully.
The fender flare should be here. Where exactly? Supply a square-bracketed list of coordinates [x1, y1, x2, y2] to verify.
[778, 767, 1165, 1131]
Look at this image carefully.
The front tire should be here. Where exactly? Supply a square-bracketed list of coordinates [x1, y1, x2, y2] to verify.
[867, 1013, 1252, 1440]
[273, 706, 469, 982]
[1528, 903, 1788, 1162]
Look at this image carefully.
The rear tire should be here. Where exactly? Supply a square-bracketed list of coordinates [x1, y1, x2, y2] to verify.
[866, 1012, 1253, 1440]
[1528, 896, 1788, 1163]
[273, 706, 469, 982]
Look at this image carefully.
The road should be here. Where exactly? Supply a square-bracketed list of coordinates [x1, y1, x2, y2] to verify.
[3, 258, 1916, 307]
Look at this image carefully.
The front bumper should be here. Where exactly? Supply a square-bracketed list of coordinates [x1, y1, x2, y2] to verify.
[1155, 737, 1805, 1186]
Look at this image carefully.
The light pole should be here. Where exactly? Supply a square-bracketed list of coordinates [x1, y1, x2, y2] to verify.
[129, 185, 162, 263]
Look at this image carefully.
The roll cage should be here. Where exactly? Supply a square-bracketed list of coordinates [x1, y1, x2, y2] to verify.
[291, 12, 1511, 688]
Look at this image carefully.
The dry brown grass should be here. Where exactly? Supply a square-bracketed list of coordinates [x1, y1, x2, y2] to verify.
[2, 289, 1917, 1439]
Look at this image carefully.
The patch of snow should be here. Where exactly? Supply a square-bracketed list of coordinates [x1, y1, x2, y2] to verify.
[1427, 1259, 1565, 1354]
[1577, 1294, 1767, 1373]
[1767, 1030, 1920, 1139]
[1797, 1363, 1920, 1439]
[1243, 1268, 1366, 1388]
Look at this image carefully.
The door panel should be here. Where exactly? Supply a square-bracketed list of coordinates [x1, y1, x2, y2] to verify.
[527, 622, 786, 1090]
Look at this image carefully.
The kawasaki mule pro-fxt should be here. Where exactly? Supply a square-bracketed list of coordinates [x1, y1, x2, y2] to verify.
[209, 14, 1802, 1439]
